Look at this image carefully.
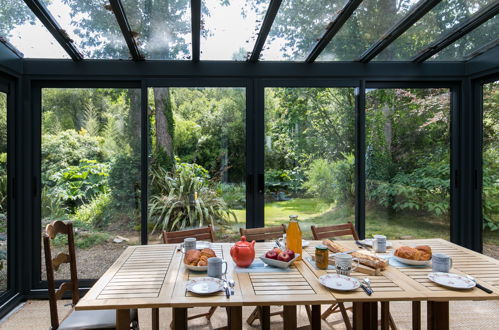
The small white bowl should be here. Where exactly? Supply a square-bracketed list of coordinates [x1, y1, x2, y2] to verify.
[259, 253, 300, 269]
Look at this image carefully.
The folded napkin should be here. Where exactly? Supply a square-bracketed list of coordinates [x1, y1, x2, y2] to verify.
[235, 260, 295, 273]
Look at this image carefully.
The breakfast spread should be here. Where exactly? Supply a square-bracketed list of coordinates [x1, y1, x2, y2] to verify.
[184, 248, 217, 266]
[323, 239, 389, 270]
[394, 245, 432, 261]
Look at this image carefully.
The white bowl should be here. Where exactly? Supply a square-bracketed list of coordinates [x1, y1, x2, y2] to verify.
[392, 255, 431, 266]
[259, 253, 300, 269]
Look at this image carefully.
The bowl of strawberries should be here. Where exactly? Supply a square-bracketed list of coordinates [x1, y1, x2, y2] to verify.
[259, 247, 300, 269]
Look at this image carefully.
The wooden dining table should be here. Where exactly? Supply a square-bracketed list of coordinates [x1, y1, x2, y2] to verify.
[75, 238, 499, 330]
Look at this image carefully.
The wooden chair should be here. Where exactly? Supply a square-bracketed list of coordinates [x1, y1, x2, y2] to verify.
[43, 220, 138, 330]
[311, 222, 396, 330]
[239, 225, 301, 326]
[162, 225, 217, 323]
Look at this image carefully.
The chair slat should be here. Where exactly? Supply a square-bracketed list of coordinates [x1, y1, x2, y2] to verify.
[240, 225, 286, 241]
[162, 225, 215, 244]
[45, 220, 69, 239]
[52, 252, 71, 271]
[55, 282, 73, 300]
[311, 222, 359, 240]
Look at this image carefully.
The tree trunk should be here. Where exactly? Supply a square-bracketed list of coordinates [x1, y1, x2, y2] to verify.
[127, 89, 141, 154]
[153, 88, 174, 169]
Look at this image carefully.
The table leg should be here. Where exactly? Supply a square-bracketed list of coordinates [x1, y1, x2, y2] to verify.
[381, 302, 389, 330]
[427, 301, 449, 330]
[227, 306, 242, 330]
[352, 302, 377, 330]
[116, 309, 131, 330]
[310, 305, 321, 330]
[412, 301, 421, 330]
[172, 307, 188, 330]
[151, 308, 159, 330]
[259, 306, 270, 330]
[283, 305, 297, 329]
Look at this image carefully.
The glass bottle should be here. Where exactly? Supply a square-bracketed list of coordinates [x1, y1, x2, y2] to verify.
[286, 215, 302, 260]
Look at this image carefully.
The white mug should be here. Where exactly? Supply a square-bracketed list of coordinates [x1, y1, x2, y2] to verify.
[373, 235, 387, 253]
[182, 237, 196, 252]
[432, 253, 453, 272]
[207, 257, 228, 279]
[334, 253, 359, 276]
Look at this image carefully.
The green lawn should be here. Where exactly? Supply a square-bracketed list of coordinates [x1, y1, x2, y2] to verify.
[225, 198, 455, 242]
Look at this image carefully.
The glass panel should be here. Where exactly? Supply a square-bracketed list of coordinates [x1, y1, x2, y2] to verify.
[483, 81, 499, 260]
[365, 88, 451, 240]
[201, 1, 267, 61]
[122, 0, 191, 60]
[429, 15, 499, 61]
[260, 0, 349, 61]
[317, 0, 424, 61]
[264, 88, 356, 238]
[41, 88, 141, 280]
[0, 0, 68, 58]
[147, 88, 246, 243]
[39, 0, 130, 59]
[0, 92, 7, 292]
[375, 0, 497, 61]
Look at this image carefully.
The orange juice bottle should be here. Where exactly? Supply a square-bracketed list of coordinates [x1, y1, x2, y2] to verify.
[286, 215, 302, 260]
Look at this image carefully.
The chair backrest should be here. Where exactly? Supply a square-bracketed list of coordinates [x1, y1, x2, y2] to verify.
[162, 225, 216, 244]
[43, 220, 79, 330]
[239, 224, 287, 242]
[311, 222, 360, 241]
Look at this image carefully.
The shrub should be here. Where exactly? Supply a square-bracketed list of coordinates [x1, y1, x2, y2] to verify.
[73, 193, 111, 228]
[148, 162, 235, 233]
[108, 154, 140, 212]
[41, 187, 70, 221]
[303, 154, 355, 205]
[48, 159, 109, 211]
[265, 169, 304, 195]
[218, 183, 245, 209]
[483, 148, 499, 231]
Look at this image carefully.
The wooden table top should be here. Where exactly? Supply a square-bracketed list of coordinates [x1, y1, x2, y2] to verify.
[76, 239, 499, 311]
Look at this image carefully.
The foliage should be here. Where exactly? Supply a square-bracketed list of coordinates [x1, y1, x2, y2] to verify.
[149, 162, 235, 233]
[108, 154, 140, 213]
[73, 193, 111, 228]
[303, 154, 355, 205]
[368, 162, 450, 217]
[218, 183, 245, 209]
[48, 160, 109, 211]
[41, 187, 70, 221]
[265, 169, 304, 195]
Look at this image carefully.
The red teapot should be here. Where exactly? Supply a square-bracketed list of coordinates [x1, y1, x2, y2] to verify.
[230, 236, 256, 268]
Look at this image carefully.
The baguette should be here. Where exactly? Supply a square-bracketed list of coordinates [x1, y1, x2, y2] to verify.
[323, 239, 388, 270]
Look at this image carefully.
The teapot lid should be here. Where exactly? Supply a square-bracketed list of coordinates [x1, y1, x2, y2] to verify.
[235, 236, 253, 247]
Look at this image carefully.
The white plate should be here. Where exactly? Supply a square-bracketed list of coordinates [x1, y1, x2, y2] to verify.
[196, 241, 212, 250]
[319, 274, 361, 291]
[428, 272, 475, 290]
[259, 254, 300, 269]
[186, 277, 224, 294]
[302, 240, 310, 247]
[185, 264, 208, 272]
[360, 239, 393, 248]
[393, 255, 431, 266]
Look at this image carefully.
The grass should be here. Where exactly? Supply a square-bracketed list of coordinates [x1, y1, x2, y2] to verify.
[226, 198, 459, 242]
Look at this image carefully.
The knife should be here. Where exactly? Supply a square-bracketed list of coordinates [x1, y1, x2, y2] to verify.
[223, 281, 230, 298]
[360, 283, 373, 296]
[467, 275, 493, 294]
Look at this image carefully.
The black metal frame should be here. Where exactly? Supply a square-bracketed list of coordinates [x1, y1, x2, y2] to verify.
[412, 1, 499, 63]
[248, 0, 282, 63]
[191, 0, 201, 62]
[109, 0, 143, 61]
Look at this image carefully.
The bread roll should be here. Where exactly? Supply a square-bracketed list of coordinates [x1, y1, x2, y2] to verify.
[415, 245, 432, 261]
[200, 248, 216, 259]
[323, 239, 388, 270]
[184, 249, 201, 265]
[394, 246, 421, 260]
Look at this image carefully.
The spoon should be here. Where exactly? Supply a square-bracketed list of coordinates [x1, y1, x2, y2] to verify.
[228, 279, 235, 295]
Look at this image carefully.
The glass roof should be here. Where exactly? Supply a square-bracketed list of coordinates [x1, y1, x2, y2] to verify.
[260, 0, 349, 61]
[0, 0, 496, 62]
[374, 0, 497, 61]
[0, 0, 68, 58]
[39, 0, 129, 59]
[317, 0, 424, 61]
[429, 14, 499, 61]
[201, 0, 267, 61]
[122, 0, 191, 60]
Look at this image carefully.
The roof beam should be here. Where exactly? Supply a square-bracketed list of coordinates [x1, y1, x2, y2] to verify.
[464, 39, 499, 62]
[109, 0, 143, 61]
[412, 1, 499, 63]
[305, 0, 362, 63]
[248, 0, 282, 63]
[23, 0, 83, 61]
[191, 0, 201, 62]
[0, 37, 24, 58]
[357, 0, 441, 63]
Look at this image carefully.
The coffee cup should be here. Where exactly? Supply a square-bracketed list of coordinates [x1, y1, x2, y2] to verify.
[334, 253, 359, 276]
[432, 253, 453, 272]
[182, 237, 197, 252]
[207, 257, 228, 279]
[373, 235, 387, 253]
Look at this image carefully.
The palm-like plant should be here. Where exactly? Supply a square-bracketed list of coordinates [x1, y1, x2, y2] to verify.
[148, 162, 236, 234]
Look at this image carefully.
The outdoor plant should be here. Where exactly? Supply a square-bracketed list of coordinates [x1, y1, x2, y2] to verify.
[148, 162, 236, 233]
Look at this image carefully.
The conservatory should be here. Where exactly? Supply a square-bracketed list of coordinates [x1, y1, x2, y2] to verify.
[0, 0, 498, 329]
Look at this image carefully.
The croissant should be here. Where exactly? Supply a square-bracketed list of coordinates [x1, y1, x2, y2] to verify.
[415, 245, 432, 261]
[200, 248, 216, 259]
[394, 246, 421, 260]
[184, 249, 201, 265]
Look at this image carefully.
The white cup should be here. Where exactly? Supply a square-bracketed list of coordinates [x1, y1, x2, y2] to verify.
[373, 235, 387, 253]
[207, 257, 228, 278]
[182, 237, 196, 252]
[334, 253, 359, 276]
[432, 253, 453, 272]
